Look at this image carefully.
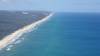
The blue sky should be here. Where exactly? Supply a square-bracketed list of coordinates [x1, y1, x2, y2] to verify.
[0, 0, 99, 12]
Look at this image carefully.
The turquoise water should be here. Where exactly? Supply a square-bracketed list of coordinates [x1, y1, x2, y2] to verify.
[0, 12, 100, 56]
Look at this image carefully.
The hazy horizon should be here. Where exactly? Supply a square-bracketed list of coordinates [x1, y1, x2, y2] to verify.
[0, 0, 99, 12]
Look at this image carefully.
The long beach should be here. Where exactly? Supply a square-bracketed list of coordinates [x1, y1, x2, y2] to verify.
[0, 13, 53, 50]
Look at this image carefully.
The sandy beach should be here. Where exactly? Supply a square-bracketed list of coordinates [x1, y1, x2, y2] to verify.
[0, 13, 53, 50]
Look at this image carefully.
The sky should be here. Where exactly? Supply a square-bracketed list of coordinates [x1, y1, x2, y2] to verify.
[0, 0, 100, 12]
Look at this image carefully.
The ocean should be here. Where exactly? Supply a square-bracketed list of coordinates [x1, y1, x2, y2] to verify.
[0, 12, 100, 56]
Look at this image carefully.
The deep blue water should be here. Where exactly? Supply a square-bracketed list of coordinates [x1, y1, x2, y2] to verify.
[1, 12, 100, 56]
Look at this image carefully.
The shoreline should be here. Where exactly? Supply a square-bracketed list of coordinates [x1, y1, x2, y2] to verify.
[0, 13, 54, 50]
